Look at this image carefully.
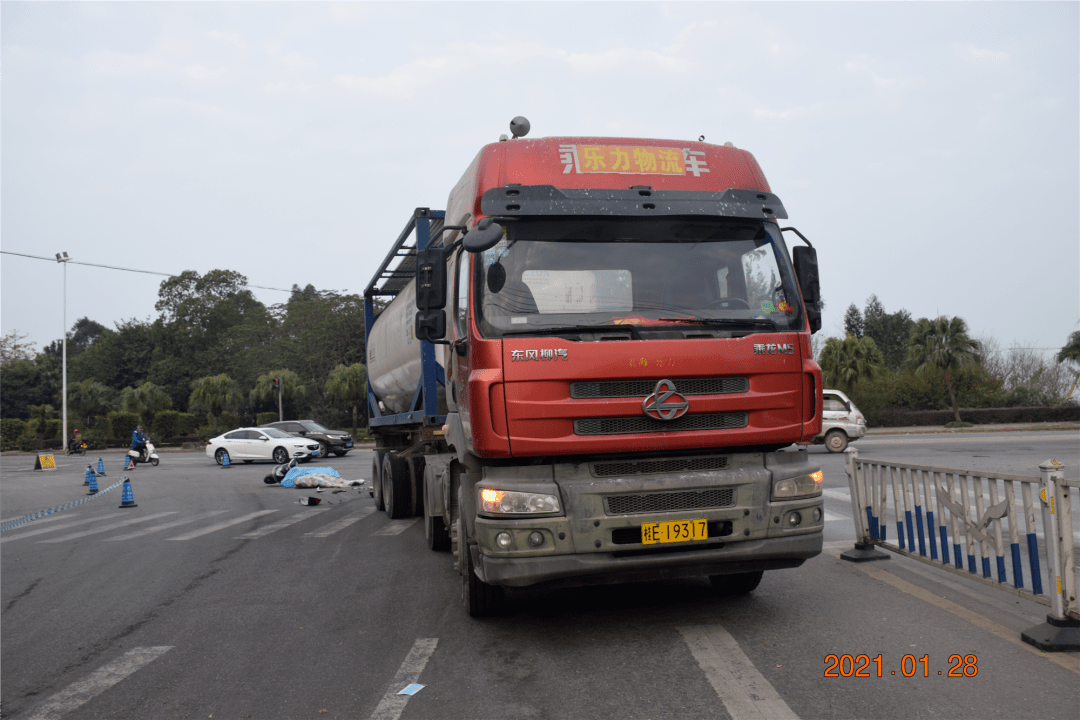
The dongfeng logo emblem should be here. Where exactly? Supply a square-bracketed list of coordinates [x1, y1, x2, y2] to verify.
[642, 379, 689, 421]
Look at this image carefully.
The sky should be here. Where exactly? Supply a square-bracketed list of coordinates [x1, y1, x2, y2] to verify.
[2, 1, 1078, 361]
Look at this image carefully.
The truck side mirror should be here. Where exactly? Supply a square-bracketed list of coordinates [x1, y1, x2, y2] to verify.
[415, 246, 448, 342]
[416, 246, 447, 310]
[792, 246, 822, 334]
[463, 218, 504, 253]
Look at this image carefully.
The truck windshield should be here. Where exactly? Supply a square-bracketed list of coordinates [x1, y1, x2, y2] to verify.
[474, 217, 803, 338]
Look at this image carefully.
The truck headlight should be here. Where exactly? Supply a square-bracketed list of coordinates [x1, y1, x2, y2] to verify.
[479, 488, 561, 515]
[772, 470, 823, 500]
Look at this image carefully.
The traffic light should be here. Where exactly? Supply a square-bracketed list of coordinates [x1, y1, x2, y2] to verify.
[273, 378, 280, 391]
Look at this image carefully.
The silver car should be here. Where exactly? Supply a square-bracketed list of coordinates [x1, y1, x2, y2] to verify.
[813, 389, 867, 452]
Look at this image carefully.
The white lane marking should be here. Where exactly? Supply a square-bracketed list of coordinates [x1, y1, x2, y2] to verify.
[235, 508, 326, 538]
[167, 510, 278, 540]
[824, 509, 850, 523]
[0, 513, 126, 544]
[38, 512, 177, 543]
[678, 626, 799, 720]
[0, 513, 76, 526]
[821, 488, 850, 502]
[374, 519, 419, 536]
[368, 638, 438, 720]
[305, 507, 375, 537]
[105, 511, 230, 541]
[25, 646, 173, 720]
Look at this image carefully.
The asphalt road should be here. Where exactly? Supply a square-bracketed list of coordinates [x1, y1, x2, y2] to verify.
[2, 432, 1077, 720]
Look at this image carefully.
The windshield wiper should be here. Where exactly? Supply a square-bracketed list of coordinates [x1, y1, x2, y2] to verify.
[506, 324, 641, 339]
[657, 317, 778, 331]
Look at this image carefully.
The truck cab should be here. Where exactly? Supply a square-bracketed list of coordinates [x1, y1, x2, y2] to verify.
[367, 120, 825, 615]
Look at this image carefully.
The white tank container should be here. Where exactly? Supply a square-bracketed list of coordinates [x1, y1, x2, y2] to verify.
[367, 278, 446, 415]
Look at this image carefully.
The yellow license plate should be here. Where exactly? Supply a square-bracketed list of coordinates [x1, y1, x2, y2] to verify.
[641, 518, 708, 545]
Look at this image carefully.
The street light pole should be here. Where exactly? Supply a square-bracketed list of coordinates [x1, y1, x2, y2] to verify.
[56, 252, 70, 452]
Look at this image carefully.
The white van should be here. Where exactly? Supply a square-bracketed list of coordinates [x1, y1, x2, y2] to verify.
[812, 389, 867, 452]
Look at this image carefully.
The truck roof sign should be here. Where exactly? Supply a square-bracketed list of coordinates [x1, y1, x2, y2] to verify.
[559, 145, 710, 177]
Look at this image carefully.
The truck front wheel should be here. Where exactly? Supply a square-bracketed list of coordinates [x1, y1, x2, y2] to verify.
[709, 571, 764, 595]
[458, 509, 504, 616]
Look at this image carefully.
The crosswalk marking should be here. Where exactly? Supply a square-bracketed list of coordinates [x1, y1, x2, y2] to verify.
[0, 513, 126, 544]
[305, 507, 375, 537]
[25, 646, 173, 720]
[235, 508, 326, 538]
[38, 512, 177, 543]
[822, 488, 850, 502]
[105, 510, 230, 541]
[374, 519, 419, 536]
[167, 510, 279, 540]
[1, 513, 75, 525]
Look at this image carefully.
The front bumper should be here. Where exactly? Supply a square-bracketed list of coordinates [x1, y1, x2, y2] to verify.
[476, 533, 821, 588]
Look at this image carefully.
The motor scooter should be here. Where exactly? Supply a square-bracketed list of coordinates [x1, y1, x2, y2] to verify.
[127, 437, 160, 467]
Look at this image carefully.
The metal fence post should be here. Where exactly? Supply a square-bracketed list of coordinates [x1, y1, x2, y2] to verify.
[841, 447, 889, 563]
[1021, 459, 1080, 652]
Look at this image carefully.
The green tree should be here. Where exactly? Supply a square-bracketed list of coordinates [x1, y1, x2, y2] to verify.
[325, 363, 368, 435]
[70, 379, 118, 429]
[842, 304, 863, 339]
[250, 370, 306, 421]
[267, 290, 366, 420]
[818, 335, 886, 394]
[188, 375, 244, 425]
[907, 316, 982, 423]
[862, 295, 915, 370]
[120, 381, 173, 426]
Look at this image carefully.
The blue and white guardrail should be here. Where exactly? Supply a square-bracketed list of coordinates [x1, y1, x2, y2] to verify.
[843, 449, 1079, 650]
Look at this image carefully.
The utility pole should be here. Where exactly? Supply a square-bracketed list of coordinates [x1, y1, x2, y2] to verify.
[275, 377, 283, 421]
[56, 252, 70, 451]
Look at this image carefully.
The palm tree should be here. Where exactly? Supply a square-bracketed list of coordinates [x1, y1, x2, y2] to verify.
[818, 335, 885, 394]
[120, 382, 173, 426]
[189, 374, 244, 428]
[70, 379, 117, 429]
[250, 370, 306, 421]
[1057, 330, 1080, 402]
[907, 316, 981, 423]
[325, 363, 367, 436]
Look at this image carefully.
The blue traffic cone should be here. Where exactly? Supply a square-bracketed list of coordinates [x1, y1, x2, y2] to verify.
[84, 464, 94, 486]
[124, 455, 133, 471]
[97, 457, 106, 476]
[118, 478, 137, 508]
[87, 471, 99, 496]
[222, 450, 231, 468]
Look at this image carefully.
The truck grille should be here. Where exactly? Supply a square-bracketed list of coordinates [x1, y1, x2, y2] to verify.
[574, 412, 748, 436]
[592, 456, 729, 477]
[571, 377, 748, 399]
[605, 488, 737, 515]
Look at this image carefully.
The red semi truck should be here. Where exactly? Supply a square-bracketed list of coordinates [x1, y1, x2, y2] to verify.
[364, 118, 824, 616]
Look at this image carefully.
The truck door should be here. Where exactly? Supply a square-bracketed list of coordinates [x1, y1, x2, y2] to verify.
[453, 249, 472, 441]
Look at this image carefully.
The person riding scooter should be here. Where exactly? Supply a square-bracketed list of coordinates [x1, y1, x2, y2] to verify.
[131, 425, 148, 462]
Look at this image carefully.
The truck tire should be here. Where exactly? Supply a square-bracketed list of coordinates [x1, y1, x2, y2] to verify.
[458, 511, 504, 617]
[425, 505, 451, 551]
[825, 430, 849, 453]
[709, 571, 764, 595]
[372, 451, 385, 510]
[383, 453, 411, 519]
[408, 457, 425, 518]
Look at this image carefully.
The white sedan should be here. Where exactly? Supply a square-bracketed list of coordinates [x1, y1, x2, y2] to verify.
[205, 427, 321, 465]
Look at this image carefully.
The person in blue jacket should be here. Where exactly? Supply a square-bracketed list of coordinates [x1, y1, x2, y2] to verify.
[131, 425, 147, 459]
